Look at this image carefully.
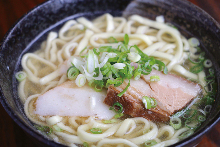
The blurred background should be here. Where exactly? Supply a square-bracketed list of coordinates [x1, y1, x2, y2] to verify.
[0, 0, 220, 146]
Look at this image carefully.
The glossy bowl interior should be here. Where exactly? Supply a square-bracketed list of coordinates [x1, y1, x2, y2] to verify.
[0, 0, 220, 146]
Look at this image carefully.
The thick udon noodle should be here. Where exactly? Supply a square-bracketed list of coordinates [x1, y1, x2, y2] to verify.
[18, 14, 209, 147]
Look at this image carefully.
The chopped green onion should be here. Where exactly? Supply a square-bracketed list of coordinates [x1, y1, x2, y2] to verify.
[150, 98, 157, 108]
[15, 71, 27, 82]
[203, 59, 212, 68]
[144, 140, 157, 147]
[53, 125, 63, 132]
[114, 113, 124, 119]
[178, 129, 194, 140]
[142, 96, 152, 109]
[124, 34, 129, 45]
[202, 95, 215, 105]
[65, 34, 168, 96]
[111, 66, 120, 78]
[35, 125, 53, 135]
[188, 37, 200, 47]
[199, 52, 205, 61]
[185, 119, 201, 130]
[109, 102, 123, 113]
[132, 45, 148, 59]
[171, 108, 186, 118]
[183, 109, 197, 119]
[170, 117, 182, 129]
[83, 142, 90, 147]
[198, 115, 206, 122]
[102, 119, 117, 124]
[107, 78, 123, 87]
[90, 128, 102, 134]
[142, 96, 157, 109]
[188, 54, 203, 64]
[107, 36, 118, 43]
[117, 80, 130, 97]
[93, 48, 100, 56]
[67, 66, 80, 80]
[75, 74, 86, 87]
[163, 66, 168, 75]
[93, 67, 100, 77]
[204, 105, 212, 114]
[88, 79, 104, 92]
[113, 63, 126, 69]
[127, 52, 141, 62]
[87, 50, 95, 74]
[150, 75, 160, 82]
[133, 65, 142, 80]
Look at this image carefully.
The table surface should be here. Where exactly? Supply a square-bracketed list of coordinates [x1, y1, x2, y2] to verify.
[0, 0, 220, 146]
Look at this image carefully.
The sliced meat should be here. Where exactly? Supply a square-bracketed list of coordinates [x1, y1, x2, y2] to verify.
[104, 79, 170, 122]
[35, 81, 115, 120]
[104, 70, 201, 122]
[141, 70, 201, 115]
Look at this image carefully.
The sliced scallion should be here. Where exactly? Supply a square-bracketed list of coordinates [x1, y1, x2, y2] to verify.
[124, 34, 129, 45]
[203, 59, 212, 68]
[133, 65, 142, 80]
[15, 71, 27, 82]
[185, 119, 201, 130]
[75, 74, 86, 87]
[183, 109, 197, 119]
[67, 66, 80, 80]
[83, 142, 90, 147]
[107, 36, 118, 43]
[188, 37, 200, 47]
[87, 50, 95, 74]
[117, 80, 130, 97]
[65, 34, 168, 96]
[142, 96, 157, 109]
[109, 102, 123, 113]
[170, 117, 182, 129]
[188, 53, 202, 64]
[127, 52, 141, 62]
[142, 96, 152, 109]
[204, 105, 212, 114]
[150, 98, 157, 108]
[198, 115, 206, 122]
[90, 128, 102, 134]
[150, 75, 160, 82]
[113, 63, 126, 69]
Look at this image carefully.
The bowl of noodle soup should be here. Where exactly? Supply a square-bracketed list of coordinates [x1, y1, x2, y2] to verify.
[1, 0, 220, 147]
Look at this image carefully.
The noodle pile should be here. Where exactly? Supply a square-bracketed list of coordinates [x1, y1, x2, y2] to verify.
[17, 13, 211, 147]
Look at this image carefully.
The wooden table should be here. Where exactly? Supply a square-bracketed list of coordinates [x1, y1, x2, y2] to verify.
[0, 0, 220, 146]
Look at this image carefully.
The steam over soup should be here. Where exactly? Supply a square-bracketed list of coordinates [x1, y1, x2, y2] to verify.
[16, 14, 216, 147]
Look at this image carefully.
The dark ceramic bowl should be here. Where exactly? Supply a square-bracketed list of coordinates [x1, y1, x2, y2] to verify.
[0, 0, 220, 146]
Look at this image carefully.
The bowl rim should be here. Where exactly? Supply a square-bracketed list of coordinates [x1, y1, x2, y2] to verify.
[0, 0, 220, 146]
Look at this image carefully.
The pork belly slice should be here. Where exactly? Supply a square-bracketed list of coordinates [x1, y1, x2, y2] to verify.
[141, 70, 201, 115]
[35, 81, 115, 120]
[104, 79, 170, 122]
[104, 71, 201, 122]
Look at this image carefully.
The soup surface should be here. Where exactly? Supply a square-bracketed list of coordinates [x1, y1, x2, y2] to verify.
[16, 14, 216, 147]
